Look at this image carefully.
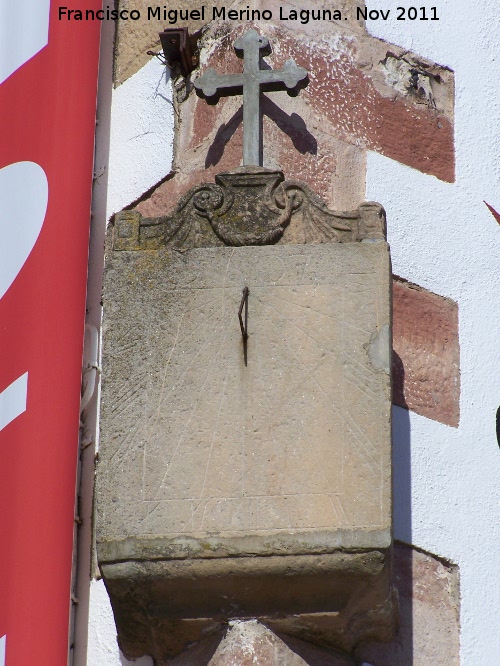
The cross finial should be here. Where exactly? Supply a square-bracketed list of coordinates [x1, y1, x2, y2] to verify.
[195, 30, 308, 166]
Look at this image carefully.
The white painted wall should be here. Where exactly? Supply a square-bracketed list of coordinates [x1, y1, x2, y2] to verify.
[106, 57, 174, 219]
[86, 2, 500, 663]
[366, 3, 500, 662]
[87, 580, 153, 666]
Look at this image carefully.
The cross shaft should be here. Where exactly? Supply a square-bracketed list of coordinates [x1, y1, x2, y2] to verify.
[195, 30, 308, 166]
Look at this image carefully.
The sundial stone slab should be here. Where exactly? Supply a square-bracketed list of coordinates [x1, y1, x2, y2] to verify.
[97, 241, 394, 658]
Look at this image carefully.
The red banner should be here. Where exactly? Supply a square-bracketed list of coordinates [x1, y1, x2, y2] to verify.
[0, 2, 101, 663]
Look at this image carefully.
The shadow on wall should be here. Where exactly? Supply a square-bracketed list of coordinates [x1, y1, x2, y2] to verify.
[496, 405, 500, 449]
[204, 96, 317, 168]
[356, 395, 460, 666]
[354, 401, 415, 665]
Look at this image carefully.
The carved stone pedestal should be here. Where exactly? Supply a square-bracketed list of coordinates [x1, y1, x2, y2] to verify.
[97, 170, 395, 661]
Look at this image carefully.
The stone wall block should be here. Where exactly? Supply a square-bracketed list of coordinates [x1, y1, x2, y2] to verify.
[356, 543, 460, 666]
[114, 1, 367, 85]
[130, 19, 453, 221]
[392, 279, 460, 427]
[97, 242, 395, 660]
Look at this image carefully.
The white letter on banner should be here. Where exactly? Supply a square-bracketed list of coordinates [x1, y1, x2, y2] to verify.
[0, 161, 48, 300]
[0, 634, 6, 666]
[0, 373, 28, 431]
[0, 0, 51, 84]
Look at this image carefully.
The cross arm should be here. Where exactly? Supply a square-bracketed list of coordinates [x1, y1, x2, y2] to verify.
[194, 69, 244, 100]
[259, 60, 308, 95]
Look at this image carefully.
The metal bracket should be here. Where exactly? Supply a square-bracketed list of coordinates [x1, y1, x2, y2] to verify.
[159, 28, 196, 77]
[238, 287, 249, 366]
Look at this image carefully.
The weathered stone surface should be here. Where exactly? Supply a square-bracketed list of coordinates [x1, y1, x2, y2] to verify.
[119, 21, 453, 226]
[356, 543, 460, 666]
[114, 0, 367, 86]
[97, 241, 393, 658]
[147, 619, 358, 665]
[103, 550, 395, 660]
[392, 279, 460, 427]
[114, 167, 386, 250]
[98, 243, 391, 541]
[206, 620, 356, 666]
[154, 544, 458, 665]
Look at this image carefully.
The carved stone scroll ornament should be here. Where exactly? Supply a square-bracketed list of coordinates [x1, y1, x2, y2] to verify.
[112, 167, 386, 251]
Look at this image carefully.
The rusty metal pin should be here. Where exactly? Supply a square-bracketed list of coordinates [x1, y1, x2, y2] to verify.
[238, 287, 249, 366]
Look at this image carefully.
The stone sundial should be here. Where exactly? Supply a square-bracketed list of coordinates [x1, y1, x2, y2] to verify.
[97, 29, 394, 663]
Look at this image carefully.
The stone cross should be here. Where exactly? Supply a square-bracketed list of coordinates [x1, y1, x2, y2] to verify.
[194, 30, 308, 166]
